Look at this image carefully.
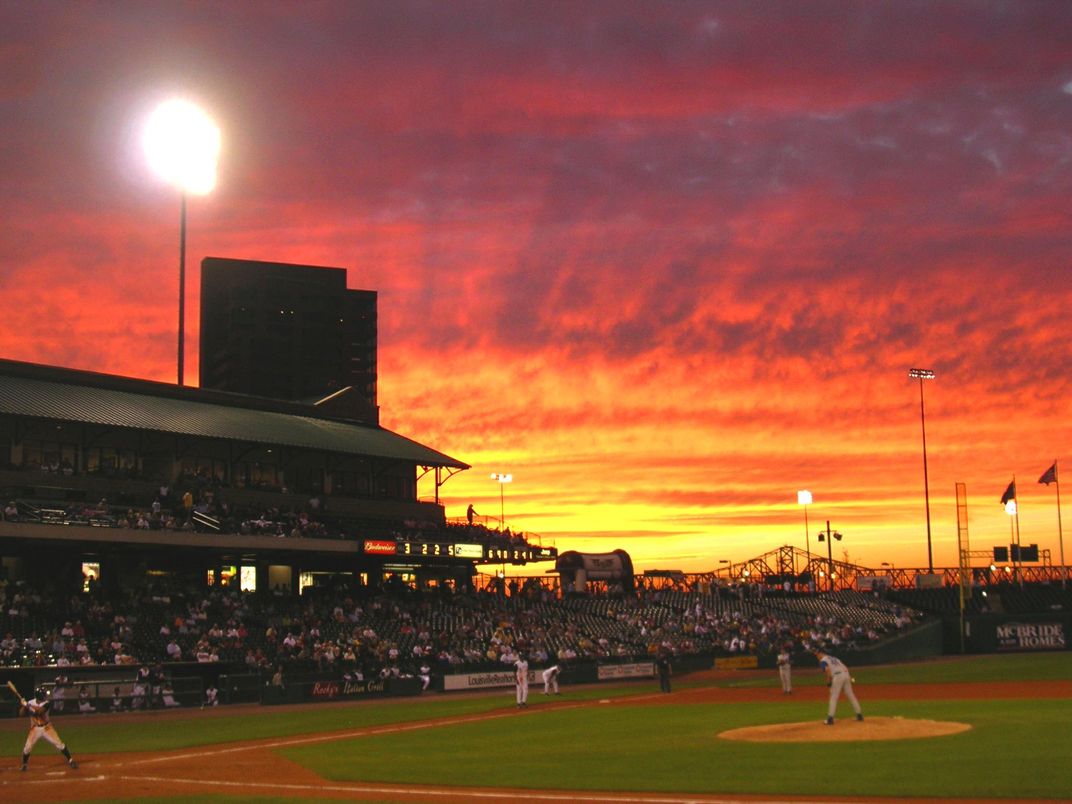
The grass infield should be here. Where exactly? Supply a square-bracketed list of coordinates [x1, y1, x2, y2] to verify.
[3, 652, 1070, 800]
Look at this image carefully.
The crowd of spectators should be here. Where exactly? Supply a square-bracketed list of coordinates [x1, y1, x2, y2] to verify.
[2, 483, 537, 551]
[0, 572, 920, 685]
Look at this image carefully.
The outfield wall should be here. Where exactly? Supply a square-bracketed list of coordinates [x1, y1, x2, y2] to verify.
[960, 613, 1070, 653]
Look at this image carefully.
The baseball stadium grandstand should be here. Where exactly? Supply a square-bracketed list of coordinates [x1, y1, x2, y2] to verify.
[1, 356, 1069, 715]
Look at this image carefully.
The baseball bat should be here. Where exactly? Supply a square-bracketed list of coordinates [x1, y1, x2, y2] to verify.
[6, 680, 27, 706]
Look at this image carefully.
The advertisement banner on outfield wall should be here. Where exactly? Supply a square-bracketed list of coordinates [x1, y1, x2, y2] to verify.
[962, 614, 1071, 654]
[715, 655, 758, 670]
[264, 676, 423, 704]
[596, 662, 654, 680]
[442, 669, 541, 691]
[995, 621, 1066, 651]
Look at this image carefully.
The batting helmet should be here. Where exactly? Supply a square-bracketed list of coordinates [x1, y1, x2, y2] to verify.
[34, 686, 50, 700]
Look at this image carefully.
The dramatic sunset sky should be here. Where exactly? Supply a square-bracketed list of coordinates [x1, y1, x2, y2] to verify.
[2, 1, 1071, 574]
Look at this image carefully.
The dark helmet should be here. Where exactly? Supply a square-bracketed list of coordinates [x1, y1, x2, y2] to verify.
[34, 686, 50, 700]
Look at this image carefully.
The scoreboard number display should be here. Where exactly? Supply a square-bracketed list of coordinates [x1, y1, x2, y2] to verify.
[363, 539, 556, 562]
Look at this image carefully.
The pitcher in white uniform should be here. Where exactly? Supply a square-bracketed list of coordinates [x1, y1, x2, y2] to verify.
[812, 648, 863, 725]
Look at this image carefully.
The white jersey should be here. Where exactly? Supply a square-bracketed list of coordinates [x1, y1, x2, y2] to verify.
[819, 653, 848, 675]
[515, 658, 529, 705]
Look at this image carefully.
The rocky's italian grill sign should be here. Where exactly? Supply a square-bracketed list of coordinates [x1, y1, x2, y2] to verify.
[996, 622, 1066, 651]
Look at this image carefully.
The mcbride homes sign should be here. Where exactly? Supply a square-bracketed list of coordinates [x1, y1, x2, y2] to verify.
[996, 621, 1066, 651]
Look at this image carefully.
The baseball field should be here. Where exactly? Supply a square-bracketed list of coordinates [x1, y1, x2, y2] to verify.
[1, 652, 1070, 803]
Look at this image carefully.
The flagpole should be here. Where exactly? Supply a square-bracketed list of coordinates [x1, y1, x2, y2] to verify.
[1014, 481, 1023, 590]
[1056, 461, 1065, 590]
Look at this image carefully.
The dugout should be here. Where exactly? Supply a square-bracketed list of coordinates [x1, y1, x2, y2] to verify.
[556, 549, 635, 596]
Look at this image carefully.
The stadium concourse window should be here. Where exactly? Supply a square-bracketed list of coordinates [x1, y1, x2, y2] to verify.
[331, 468, 371, 497]
[81, 562, 100, 593]
[299, 571, 357, 594]
[208, 566, 239, 587]
[234, 460, 279, 490]
[22, 439, 78, 474]
[84, 446, 137, 477]
[180, 456, 228, 485]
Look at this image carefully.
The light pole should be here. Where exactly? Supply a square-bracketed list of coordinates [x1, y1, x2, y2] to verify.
[817, 520, 842, 592]
[909, 368, 936, 572]
[1004, 486, 1023, 589]
[490, 472, 512, 530]
[144, 99, 220, 386]
[797, 490, 812, 587]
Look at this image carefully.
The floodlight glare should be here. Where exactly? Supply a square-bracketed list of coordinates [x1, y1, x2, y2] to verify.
[144, 99, 220, 195]
[142, 98, 220, 387]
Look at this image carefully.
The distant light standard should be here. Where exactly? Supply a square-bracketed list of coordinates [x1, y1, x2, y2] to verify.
[490, 472, 512, 530]
[817, 520, 843, 592]
[797, 490, 812, 582]
[909, 368, 936, 572]
[144, 99, 220, 386]
[1003, 483, 1023, 589]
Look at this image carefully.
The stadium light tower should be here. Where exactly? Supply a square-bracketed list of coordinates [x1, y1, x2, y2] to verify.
[909, 368, 936, 572]
[490, 472, 512, 530]
[817, 520, 843, 592]
[797, 490, 812, 581]
[144, 99, 220, 386]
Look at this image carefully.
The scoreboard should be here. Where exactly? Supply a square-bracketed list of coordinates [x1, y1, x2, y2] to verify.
[362, 539, 556, 563]
[483, 545, 557, 563]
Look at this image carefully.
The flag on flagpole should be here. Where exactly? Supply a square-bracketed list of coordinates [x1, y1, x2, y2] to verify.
[1039, 462, 1058, 485]
[1001, 480, 1017, 506]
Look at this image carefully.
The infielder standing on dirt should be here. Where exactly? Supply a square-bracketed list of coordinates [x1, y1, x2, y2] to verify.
[15, 685, 79, 771]
[812, 647, 863, 725]
[515, 652, 529, 708]
[776, 644, 792, 694]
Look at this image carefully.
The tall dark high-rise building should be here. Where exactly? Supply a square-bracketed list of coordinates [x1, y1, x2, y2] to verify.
[199, 258, 377, 420]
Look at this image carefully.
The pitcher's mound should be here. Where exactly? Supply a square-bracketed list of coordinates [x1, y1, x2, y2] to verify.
[719, 716, 971, 742]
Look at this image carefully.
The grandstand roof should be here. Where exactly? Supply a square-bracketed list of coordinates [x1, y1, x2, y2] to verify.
[0, 359, 468, 469]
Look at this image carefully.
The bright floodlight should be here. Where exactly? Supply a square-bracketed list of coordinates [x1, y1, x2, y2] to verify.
[797, 490, 812, 505]
[144, 99, 220, 195]
[1005, 500, 1017, 516]
[908, 368, 935, 380]
[491, 473, 512, 484]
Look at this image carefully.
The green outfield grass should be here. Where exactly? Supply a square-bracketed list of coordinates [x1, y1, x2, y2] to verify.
[281, 697, 1072, 799]
[4, 652, 1070, 800]
[720, 650, 1072, 688]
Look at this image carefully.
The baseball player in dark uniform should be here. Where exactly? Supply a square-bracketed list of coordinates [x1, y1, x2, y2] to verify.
[18, 686, 79, 771]
[656, 651, 672, 693]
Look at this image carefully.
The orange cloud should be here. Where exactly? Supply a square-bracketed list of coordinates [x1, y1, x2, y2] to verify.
[2, 2, 1071, 575]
